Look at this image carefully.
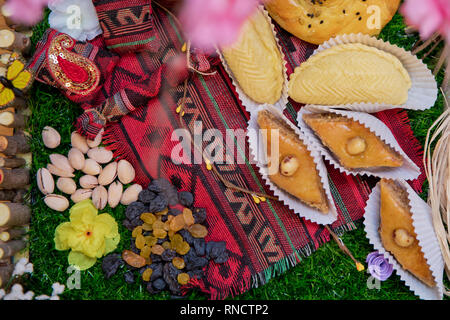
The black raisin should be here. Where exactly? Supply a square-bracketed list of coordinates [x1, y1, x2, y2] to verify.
[206, 241, 227, 260]
[138, 189, 157, 203]
[153, 278, 167, 291]
[124, 271, 135, 284]
[168, 208, 182, 216]
[125, 202, 147, 220]
[192, 208, 207, 224]
[178, 191, 194, 207]
[214, 251, 229, 264]
[148, 195, 168, 213]
[150, 254, 162, 263]
[161, 249, 177, 262]
[179, 229, 195, 245]
[193, 239, 206, 257]
[101, 253, 123, 279]
[150, 263, 163, 281]
[153, 178, 179, 206]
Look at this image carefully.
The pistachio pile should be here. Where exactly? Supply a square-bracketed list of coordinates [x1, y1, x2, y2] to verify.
[37, 128, 142, 212]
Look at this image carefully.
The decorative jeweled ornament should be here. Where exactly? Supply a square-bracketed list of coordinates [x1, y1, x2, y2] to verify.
[46, 34, 100, 96]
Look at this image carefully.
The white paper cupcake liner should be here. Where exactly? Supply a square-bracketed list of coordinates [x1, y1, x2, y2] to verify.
[292, 33, 438, 113]
[297, 105, 421, 180]
[363, 179, 444, 300]
[247, 105, 338, 225]
[217, 6, 289, 112]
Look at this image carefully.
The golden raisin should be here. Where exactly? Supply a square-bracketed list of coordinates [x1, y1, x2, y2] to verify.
[142, 223, 153, 231]
[183, 208, 195, 226]
[145, 235, 157, 247]
[142, 268, 153, 282]
[155, 208, 169, 216]
[135, 234, 146, 250]
[140, 245, 151, 258]
[188, 224, 208, 238]
[153, 228, 167, 239]
[172, 257, 186, 269]
[151, 244, 165, 255]
[122, 250, 146, 268]
[162, 241, 172, 250]
[132, 226, 143, 238]
[169, 214, 185, 232]
[176, 241, 190, 255]
[140, 212, 157, 225]
[153, 220, 165, 230]
[167, 215, 174, 223]
[177, 273, 190, 285]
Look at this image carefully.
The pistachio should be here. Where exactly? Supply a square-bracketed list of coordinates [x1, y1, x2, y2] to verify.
[98, 162, 118, 186]
[79, 175, 99, 189]
[120, 184, 143, 205]
[36, 168, 55, 195]
[42, 126, 61, 149]
[87, 129, 104, 148]
[71, 132, 89, 154]
[280, 155, 300, 177]
[92, 185, 108, 210]
[68, 148, 85, 171]
[81, 159, 102, 176]
[56, 177, 77, 195]
[71, 189, 93, 203]
[49, 154, 74, 173]
[117, 159, 135, 184]
[47, 164, 75, 178]
[87, 147, 113, 164]
[346, 137, 367, 156]
[108, 181, 123, 209]
[44, 194, 69, 212]
[394, 228, 415, 248]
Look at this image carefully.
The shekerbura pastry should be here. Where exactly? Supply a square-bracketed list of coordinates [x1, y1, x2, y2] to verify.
[303, 113, 403, 169]
[221, 9, 284, 104]
[265, 0, 401, 45]
[379, 179, 435, 287]
[288, 43, 411, 105]
[257, 110, 328, 213]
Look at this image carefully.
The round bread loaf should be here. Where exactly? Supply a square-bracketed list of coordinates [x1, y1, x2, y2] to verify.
[265, 0, 400, 45]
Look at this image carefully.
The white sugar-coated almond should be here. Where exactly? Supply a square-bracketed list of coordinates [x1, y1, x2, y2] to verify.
[68, 148, 85, 171]
[56, 177, 77, 195]
[71, 132, 89, 154]
[81, 159, 102, 176]
[47, 164, 75, 178]
[120, 184, 143, 205]
[108, 181, 123, 209]
[92, 185, 108, 210]
[98, 162, 117, 186]
[42, 126, 61, 149]
[36, 168, 54, 195]
[87, 129, 104, 148]
[117, 159, 135, 184]
[79, 175, 99, 189]
[49, 154, 74, 173]
[87, 147, 113, 164]
[44, 194, 69, 212]
[71, 189, 93, 203]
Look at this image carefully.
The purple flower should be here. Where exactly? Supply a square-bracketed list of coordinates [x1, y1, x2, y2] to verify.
[366, 251, 394, 281]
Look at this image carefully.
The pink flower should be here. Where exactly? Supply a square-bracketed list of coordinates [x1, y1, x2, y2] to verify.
[179, 0, 262, 51]
[3, 0, 53, 25]
[401, 0, 450, 41]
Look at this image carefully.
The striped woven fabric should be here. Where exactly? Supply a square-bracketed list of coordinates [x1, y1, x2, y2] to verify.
[101, 7, 426, 299]
[93, 0, 161, 54]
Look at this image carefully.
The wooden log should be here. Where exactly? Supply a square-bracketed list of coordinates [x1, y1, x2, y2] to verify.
[0, 133, 30, 156]
[9, 97, 27, 110]
[0, 29, 30, 54]
[0, 203, 30, 228]
[0, 240, 26, 259]
[0, 111, 25, 128]
[12, 189, 26, 203]
[0, 156, 26, 168]
[0, 228, 25, 242]
[0, 261, 13, 288]
[0, 189, 17, 201]
[0, 167, 29, 189]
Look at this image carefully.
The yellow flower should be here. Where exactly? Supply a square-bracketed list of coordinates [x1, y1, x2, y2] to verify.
[54, 200, 120, 270]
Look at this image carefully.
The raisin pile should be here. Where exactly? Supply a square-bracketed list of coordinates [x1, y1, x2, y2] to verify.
[102, 178, 229, 297]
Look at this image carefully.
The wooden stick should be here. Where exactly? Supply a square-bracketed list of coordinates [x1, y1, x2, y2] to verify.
[0, 111, 26, 128]
[0, 240, 26, 259]
[434, 43, 449, 76]
[0, 189, 18, 202]
[0, 29, 30, 54]
[0, 228, 25, 242]
[0, 156, 26, 168]
[325, 225, 364, 271]
[412, 32, 440, 55]
[0, 261, 13, 288]
[0, 203, 30, 228]
[0, 133, 30, 156]
[0, 167, 29, 189]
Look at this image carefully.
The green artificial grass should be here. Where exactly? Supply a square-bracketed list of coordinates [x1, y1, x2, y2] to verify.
[22, 13, 448, 300]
